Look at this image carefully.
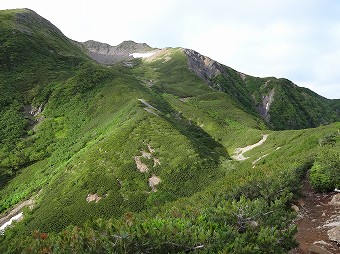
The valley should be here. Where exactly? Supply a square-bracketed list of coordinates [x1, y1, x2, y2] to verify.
[0, 8, 339, 254]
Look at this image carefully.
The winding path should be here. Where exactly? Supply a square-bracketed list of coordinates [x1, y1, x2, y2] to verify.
[232, 134, 268, 161]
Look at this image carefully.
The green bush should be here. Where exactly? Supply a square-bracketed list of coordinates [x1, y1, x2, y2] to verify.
[309, 145, 340, 191]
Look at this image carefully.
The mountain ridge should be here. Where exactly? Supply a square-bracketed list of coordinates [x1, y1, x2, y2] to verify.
[0, 8, 340, 254]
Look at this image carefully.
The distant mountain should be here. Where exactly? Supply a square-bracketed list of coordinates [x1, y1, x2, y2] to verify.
[80, 40, 155, 65]
[0, 8, 339, 254]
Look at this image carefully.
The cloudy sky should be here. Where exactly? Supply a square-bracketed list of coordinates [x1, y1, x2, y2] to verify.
[1, 0, 339, 99]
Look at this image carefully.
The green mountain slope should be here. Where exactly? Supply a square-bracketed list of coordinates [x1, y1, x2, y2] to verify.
[0, 8, 339, 254]
[182, 49, 340, 130]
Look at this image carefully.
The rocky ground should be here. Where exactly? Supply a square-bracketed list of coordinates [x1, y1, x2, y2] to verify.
[290, 180, 340, 254]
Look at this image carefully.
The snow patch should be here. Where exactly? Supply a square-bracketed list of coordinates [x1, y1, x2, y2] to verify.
[0, 212, 23, 234]
[130, 52, 156, 58]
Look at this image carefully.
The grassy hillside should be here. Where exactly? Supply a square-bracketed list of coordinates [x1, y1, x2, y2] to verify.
[0, 8, 340, 254]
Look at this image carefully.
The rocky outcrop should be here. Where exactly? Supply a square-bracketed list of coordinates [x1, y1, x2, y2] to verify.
[182, 48, 227, 90]
[81, 40, 154, 65]
[148, 175, 161, 192]
[259, 88, 275, 121]
[23, 104, 44, 129]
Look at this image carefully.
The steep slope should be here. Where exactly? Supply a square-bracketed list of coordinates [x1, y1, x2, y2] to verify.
[0, 8, 89, 187]
[183, 49, 340, 130]
[1, 8, 340, 254]
[0, 9, 229, 233]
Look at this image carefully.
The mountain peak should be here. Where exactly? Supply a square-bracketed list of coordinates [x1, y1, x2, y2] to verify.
[81, 39, 154, 65]
[13, 8, 64, 37]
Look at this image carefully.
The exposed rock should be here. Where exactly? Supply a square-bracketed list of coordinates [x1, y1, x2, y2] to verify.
[308, 244, 334, 254]
[313, 241, 332, 246]
[81, 40, 154, 65]
[248, 220, 258, 228]
[259, 88, 275, 121]
[148, 175, 161, 192]
[153, 157, 161, 167]
[329, 194, 340, 206]
[15, 9, 65, 37]
[134, 156, 149, 173]
[182, 48, 227, 90]
[23, 104, 44, 129]
[328, 226, 340, 243]
[179, 97, 192, 102]
[239, 72, 247, 80]
[291, 204, 300, 212]
[141, 151, 152, 159]
[163, 56, 171, 62]
[86, 193, 101, 203]
[123, 61, 134, 68]
[147, 144, 155, 154]
[324, 221, 340, 228]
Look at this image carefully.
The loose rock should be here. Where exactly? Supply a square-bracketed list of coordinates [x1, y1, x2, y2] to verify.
[308, 244, 334, 254]
[327, 226, 340, 243]
[329, 194, 340, 206]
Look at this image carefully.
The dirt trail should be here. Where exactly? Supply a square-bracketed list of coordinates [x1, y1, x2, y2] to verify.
[232, 134, 268, 161]
[290, 180, 340, 254]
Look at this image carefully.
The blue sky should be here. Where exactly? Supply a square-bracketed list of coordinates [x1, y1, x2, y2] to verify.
[1, 0, 339, 99]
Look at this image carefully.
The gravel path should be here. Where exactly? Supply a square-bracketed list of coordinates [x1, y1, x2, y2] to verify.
[232, 134, 268, 161]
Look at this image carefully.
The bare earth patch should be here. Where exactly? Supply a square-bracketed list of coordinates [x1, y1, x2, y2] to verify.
[153, 157, 161, 167]
[179, 97, 192, 102]
[148, 175, 161, 192]
[86, 193, 102, 203]
[141, 150, 152, 159]
[232, 134, 268, 161]
[134, 156, 149, 172]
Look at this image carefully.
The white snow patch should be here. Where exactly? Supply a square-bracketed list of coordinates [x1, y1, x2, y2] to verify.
[0, 212, 23, 234]
[130, 52, 156, 58]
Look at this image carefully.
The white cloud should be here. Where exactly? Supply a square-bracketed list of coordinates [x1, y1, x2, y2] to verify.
[0, 0, 339, 98]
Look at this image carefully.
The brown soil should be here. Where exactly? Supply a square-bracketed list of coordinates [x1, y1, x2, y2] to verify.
[290, 180, 340, 254]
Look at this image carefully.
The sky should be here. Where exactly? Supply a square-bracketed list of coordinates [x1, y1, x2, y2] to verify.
[1, 0, 340, 99]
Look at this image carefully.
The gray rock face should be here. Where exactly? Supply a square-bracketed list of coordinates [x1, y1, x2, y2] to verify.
[81, 40, 153, 65]
[259, 88, 275, 122]
[328, 226, 340, 244]
[182, 48, 227, 90]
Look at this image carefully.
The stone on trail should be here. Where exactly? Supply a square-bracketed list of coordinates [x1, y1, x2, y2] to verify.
[329, 194, 340, 206]
[327, 226, 340, 244]
[308, 243, 334, 254]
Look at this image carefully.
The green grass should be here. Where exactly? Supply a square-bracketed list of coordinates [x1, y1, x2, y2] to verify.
[0, 9, 340, 253]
